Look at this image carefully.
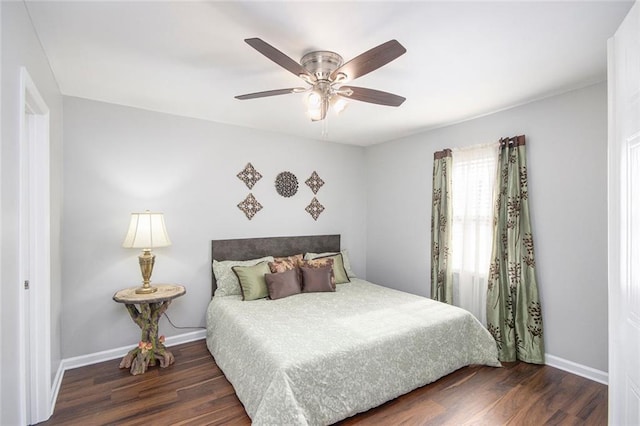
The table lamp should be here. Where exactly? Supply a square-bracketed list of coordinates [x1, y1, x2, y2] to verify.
[122, 210, 172, 294]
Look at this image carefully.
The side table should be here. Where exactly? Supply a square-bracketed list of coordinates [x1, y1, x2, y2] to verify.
[113, 284, 186, 375]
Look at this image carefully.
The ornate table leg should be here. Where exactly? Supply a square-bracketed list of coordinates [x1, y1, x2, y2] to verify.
[119, 301, 176, 375]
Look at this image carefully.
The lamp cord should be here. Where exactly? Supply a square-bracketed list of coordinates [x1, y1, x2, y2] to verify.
[163, 313, 206, 330]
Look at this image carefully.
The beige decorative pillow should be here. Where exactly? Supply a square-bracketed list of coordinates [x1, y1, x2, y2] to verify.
[274, 253, 304, 263]
[269, 254, 303, 273]
[212, 256, 274, 297]
[301, 258, 335, 289]
[269, 254, 304, 282]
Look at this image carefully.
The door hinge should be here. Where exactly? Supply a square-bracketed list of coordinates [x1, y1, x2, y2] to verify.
[24, 280, 30, 290]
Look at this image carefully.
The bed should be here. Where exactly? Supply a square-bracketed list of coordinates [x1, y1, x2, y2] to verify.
[206, 235, 500, 425]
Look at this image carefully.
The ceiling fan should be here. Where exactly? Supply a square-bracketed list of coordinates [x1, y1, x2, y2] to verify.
[235, 38, 407, 121]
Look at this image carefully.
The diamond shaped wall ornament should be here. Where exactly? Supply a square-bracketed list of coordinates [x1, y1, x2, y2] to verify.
[237, 193, 263, 220]
[305, 171, 325, 194]
[237, 163, 262, 189]
[305, 197, 325, 221]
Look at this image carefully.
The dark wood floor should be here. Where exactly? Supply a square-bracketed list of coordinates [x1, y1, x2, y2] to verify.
[41, 340, 607, 425]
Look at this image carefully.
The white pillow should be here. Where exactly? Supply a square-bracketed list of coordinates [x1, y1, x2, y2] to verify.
[213, 256, 274, 297]
[304, 249, 356, 278]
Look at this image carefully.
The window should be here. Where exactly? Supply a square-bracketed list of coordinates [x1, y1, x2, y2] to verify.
[450, 143, 498, 325]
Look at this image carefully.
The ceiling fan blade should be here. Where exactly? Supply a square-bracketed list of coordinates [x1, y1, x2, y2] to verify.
[338, 86, 406, 107]
[330, 40, 406, 83]
[235, 88, 304, 100]
[245, 38, 313, 80]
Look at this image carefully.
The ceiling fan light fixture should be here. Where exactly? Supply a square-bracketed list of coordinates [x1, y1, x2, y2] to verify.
[331, 96, 348, 114]
[308, 106, 322, 121]
[307, 90, 329, 121]
[307, 90, 323, 108]
[308, 98, 328, 121]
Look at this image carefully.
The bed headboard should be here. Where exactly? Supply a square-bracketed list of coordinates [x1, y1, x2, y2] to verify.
[211, 234, 340, 295]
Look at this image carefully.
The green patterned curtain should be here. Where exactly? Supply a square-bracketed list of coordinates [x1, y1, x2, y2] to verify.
[486, 136, 544, 364]
[431, 149, 453, 303]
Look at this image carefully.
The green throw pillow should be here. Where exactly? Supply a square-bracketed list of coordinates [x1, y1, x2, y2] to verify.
[232, 262, 271, 301]
[304, 250, 356, 278]
[316, 253, 350, 284]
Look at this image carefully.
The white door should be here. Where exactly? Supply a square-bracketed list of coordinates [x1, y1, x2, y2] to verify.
[21, 97, 34, 424]
[608, 1, 640, 424]
[19, 68, 52, 424]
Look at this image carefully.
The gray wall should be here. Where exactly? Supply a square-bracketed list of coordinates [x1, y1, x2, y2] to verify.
[1, 2, 64, 423]
[62, 96, 367, 358]
[63, 84, 608, 373]
[366, 82, 608, 372]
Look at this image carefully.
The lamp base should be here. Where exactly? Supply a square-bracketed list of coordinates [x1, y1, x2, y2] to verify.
[136, 249, 158, 294]
[135, 285, 158, 294]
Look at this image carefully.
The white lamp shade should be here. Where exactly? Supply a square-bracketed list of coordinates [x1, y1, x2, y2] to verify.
[331, 97, 348, 114]
[122, 211, 171, 249]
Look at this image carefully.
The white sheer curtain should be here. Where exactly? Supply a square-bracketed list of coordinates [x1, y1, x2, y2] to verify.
[451, 143, 499, 325]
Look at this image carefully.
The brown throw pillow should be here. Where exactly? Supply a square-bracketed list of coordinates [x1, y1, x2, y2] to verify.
[300, 265, 335, 293]
[265, 268, 301, 300]
[301, 258, 335, 289]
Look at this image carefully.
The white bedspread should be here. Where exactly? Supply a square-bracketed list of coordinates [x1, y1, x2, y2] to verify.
[206, 279, 500, 425]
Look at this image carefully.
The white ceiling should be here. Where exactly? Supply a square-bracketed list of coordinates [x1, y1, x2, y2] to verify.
[26, 1, 633, 146]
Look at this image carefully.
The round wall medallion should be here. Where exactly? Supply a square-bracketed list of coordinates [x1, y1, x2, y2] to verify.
[275, 171, 299, 198]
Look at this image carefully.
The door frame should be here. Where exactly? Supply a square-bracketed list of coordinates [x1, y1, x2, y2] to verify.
[18, 67, 52, 424]
[607, 1, 640, 423]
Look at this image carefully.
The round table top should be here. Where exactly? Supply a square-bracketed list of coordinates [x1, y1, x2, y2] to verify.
[113, 284, 186, 304]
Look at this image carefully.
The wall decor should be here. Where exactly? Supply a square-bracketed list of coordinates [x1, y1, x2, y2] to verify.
[305, 197, 325, 221]
[305, 171, 325, 194]
[237, 193, 263, 220]
[275, 171, 298, 198]
[237, 162, 263, 189]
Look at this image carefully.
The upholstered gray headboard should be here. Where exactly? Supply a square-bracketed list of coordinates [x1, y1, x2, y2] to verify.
[211, 234, 340, 295]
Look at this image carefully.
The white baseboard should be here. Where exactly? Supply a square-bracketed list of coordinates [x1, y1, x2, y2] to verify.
[545, 353, 608, 385]
[50, 329, 207, 416]
[50, 361, 65, 418]
[59, 329, 207, 371]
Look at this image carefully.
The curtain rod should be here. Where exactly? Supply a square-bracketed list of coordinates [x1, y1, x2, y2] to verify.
[433, 148, 452, 159]
[500, 135, 526, 146]
[434, 135, 526, 156]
